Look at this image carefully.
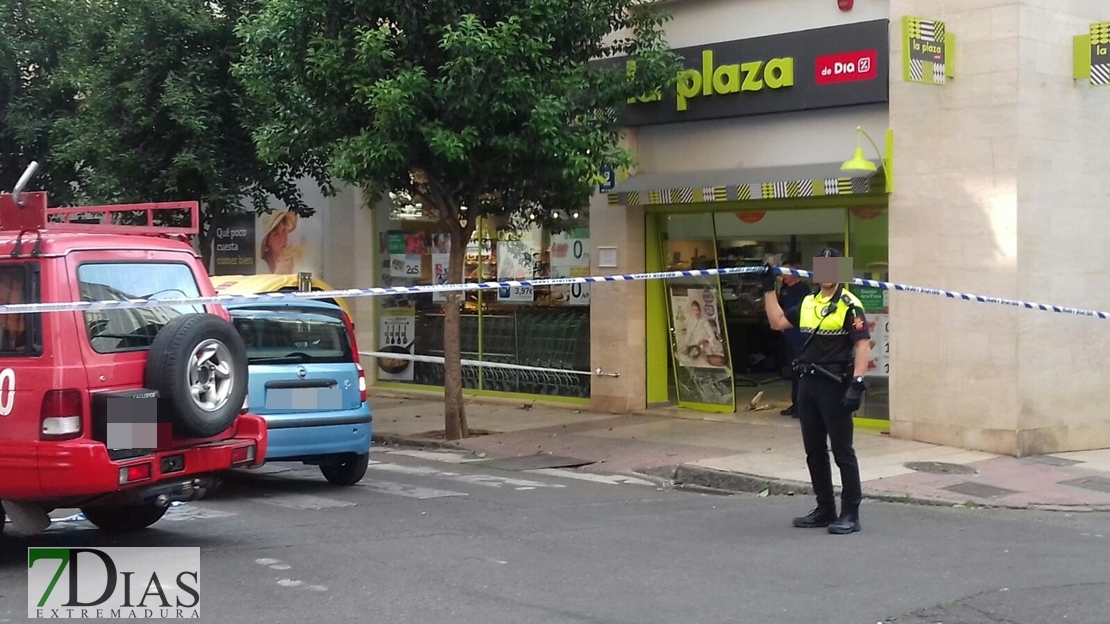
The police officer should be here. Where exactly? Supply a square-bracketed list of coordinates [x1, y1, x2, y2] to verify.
[761, 248, 871, 535]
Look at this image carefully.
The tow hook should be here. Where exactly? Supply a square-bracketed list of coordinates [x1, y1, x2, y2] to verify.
[143, 478, 208, 507]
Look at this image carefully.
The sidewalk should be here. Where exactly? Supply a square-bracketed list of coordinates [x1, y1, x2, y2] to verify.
[369, 390, 1110, 512]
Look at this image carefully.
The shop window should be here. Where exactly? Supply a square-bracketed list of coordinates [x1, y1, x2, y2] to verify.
[373, 195, 591, 400]
[848, 207, 889, 421]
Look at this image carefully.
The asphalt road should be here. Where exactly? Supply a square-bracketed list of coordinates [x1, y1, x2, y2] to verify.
[2, 446, 1108, 624]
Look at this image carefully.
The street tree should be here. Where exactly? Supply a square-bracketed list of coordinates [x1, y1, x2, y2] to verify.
[44, 0, 318, 256]
[0, 0, 81, 201]
[235, 0, 679, 439]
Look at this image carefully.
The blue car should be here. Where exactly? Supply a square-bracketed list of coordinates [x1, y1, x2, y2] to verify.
[226, 299, 372, 486]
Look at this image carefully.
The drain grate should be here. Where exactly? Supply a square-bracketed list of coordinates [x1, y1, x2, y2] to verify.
[904, 461, 978, 475]
[1058, 477, 1110, 495]
[475, 454, 594, 471]
[1024, 455, 1083, 467]
[942, 482, 1019, 499]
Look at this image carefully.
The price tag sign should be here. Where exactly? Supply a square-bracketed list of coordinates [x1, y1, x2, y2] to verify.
[498, 284, 534, 303]
[551, 266, 590, 306]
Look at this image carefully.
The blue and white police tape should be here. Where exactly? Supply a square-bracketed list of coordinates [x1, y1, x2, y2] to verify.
[360, 351, 594, 376]
[775, 267, 1110, 320]
[0, 267, 763, 314]
[0, 264, 1107, 321]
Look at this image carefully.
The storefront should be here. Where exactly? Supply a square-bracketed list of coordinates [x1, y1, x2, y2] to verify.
[361, 11, 896, 422]
[323, 0, 1110, 457]
[599, 15, 895, 426]
[369, 193, 593, 404]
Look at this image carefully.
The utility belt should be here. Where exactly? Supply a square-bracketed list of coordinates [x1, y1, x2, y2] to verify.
[792, 360, 852, 384]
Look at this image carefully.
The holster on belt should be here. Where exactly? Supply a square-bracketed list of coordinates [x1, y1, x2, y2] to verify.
[792, 361, 850, 384]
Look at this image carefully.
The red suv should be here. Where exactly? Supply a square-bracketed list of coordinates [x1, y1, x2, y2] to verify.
[0, 164, 266, 537]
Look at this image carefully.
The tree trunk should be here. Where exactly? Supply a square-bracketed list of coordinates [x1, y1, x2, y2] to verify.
[442, 231, 470, 440]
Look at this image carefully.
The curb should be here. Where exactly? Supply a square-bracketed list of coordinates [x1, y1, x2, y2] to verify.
[663, 464, 815, 498]
[372, 432, 465, 451]
[372, 435, 1110, 513]
[645, 464, 1110, 511]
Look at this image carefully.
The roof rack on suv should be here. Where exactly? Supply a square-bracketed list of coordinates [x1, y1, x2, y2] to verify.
[1, 161, 200, 238]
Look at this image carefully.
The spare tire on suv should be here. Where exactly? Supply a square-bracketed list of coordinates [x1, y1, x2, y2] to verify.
[145, 313, 249, 439]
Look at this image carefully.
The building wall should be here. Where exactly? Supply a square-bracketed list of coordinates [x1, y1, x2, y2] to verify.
[319, 185, 378, 363]
[1014, 0, 1110, 453]
[888, 0, 1110, 455]
[657, 0, 888, 48]
[636, 0, 891, 172]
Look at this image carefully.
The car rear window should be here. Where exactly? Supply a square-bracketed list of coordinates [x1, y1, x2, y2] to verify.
[78, 262, 204, 354]
[0, 264, 41, 356]
[230, 307, 353, 365]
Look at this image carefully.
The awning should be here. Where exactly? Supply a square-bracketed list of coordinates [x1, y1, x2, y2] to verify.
[605, 162, 884, 206]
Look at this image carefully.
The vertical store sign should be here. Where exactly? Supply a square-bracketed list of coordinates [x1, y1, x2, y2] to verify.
[903, 16, 954, 85]
[1093, 22, 1110, 85]
[598, 167, 616, 193]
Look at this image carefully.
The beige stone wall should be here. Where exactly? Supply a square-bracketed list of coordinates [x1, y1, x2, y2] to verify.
[888, 0, 1110, 455]
[1014, 1, 1110, 454]
[590, 132, 650, 412]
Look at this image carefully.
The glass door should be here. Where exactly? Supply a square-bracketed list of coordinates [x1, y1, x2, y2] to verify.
[658, 213, 736, 413]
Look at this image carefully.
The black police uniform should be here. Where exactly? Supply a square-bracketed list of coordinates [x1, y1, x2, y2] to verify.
[765, 255, 870, 535]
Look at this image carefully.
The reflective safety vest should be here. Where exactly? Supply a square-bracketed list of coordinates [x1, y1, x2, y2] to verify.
[798, 289, 864, 337]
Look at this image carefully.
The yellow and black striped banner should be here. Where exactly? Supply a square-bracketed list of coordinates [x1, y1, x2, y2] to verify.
[607, 176, 874, 207]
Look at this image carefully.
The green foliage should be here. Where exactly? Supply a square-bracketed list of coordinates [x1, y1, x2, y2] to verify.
[235, 0, 680, 231]
[0, 0, 81, 202]
[235, 0, 680, 439]
[4, 0, 318, 240]
[51, 0, 316, 225]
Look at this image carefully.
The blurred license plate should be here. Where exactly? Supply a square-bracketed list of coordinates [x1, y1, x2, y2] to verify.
[266, 387, 343, 410]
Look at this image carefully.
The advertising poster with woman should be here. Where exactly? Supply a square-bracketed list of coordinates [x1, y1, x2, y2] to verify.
[669, 284, 734, 407]
[255, 209, 323, 277]
[671, 287, 729, 369]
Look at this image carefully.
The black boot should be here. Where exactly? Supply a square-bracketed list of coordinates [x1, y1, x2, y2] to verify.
[792, 506, 837, 528]
[828, 510, 861, 535]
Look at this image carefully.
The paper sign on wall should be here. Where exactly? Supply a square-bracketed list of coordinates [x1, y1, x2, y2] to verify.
[432, 253, 450, 302]
[866, 314, 890, 377]
[377, 308, 416, 382]
[390, 254, 422, 279]
[550, 229, 590, 306]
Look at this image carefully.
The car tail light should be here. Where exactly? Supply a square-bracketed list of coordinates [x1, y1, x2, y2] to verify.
[231, 444, 256, 465]
[342, 310, 367, 403]
[119, 463, 152, 485]
[40, 390, 83, 441]
[341, 310, 361, 366]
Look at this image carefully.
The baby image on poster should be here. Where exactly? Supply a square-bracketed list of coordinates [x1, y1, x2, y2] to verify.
[670, 287, 728, 369]
[258, 209, 305, 274]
